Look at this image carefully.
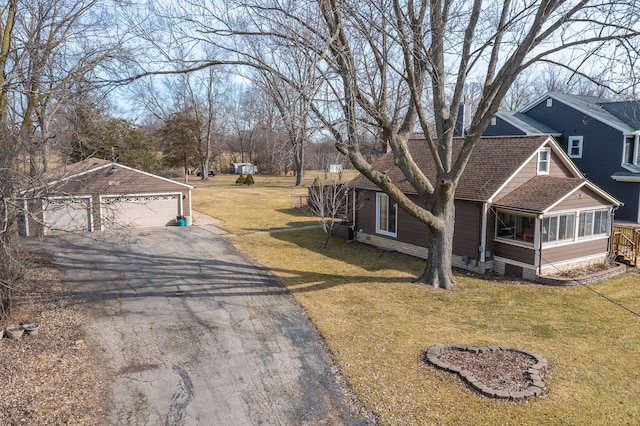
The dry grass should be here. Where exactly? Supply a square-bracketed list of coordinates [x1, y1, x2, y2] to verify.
[190, 172, 356, 234]
[195, 177, 640, 426]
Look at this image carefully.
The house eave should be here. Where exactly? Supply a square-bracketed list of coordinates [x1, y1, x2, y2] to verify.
[611, 174, 640, 183]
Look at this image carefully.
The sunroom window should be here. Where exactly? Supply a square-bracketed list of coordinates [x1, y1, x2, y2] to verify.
[578, 210, 609, 238]
[496, 211, 535, 243]
[542, 214, 575, 243]
[376, 193, 397, 237]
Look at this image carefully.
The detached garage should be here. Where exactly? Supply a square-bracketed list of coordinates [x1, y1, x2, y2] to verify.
[21, 158, 193, 236]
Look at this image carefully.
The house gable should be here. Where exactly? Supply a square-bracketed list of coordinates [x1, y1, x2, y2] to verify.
[490, 137, 581, 202]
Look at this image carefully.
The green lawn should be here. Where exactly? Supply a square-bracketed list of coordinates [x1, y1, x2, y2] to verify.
[192, 174, 640, 425]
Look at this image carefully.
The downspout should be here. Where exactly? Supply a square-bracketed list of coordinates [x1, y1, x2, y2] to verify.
[480, 202, 488, 269]
[536, 214, 543, 275]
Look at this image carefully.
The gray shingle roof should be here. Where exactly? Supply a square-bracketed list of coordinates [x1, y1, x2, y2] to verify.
[600, 101, 640, 130]
[42, 158, 112, 182]
[351, 135, 553, 201]
[496, 111, 561, 135]
[493, 176, 584, 212]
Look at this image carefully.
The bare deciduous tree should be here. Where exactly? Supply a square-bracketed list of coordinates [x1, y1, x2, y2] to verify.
[138, 0, 640, 289]
[306, 177, 348, 248]
[0, 0, 129, 319]
[226, 0, 640, 289]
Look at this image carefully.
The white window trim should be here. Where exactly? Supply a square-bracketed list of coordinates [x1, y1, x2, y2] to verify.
[494, 209, 536, 247]
[577, 209, 610, 239]
[376, 193, 397, 237]
[568, 136, 583, 159]
[622, 135, 640, 168]
[541, 213, 576, 246]
[537, 148, 551, 175]
[541, 208, 611, 246]
[491, 117, 496, 126]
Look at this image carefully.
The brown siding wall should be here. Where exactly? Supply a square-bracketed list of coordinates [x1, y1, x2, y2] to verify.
[494, 149, 574, 200]
[541, 238, 609, 265]
[452, 201, 482, 258]
[548, 152, 574, 177]
[552, 188, 612, 211]
[354, 190, 481, 258]
[355, 190, 377, 234]
[494, 241, 535, 264]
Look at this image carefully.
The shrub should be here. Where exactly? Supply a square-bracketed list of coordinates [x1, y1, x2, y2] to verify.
[312, 177, 322, 187]
[235, 174, 246, 184]
[244, 174, 255, 185]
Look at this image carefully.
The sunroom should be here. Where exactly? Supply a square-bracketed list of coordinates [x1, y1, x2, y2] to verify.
[489, 180, 619, 279]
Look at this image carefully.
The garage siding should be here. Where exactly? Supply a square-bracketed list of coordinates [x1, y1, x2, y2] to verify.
[22, 160, 193, 236]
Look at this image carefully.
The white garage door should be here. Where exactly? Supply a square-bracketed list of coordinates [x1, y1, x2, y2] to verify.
[43, 197, 92, 235]
[101, 194, 181, 229]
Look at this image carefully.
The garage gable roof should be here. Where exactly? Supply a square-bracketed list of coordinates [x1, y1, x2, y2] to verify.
[25, 158, 194, 193]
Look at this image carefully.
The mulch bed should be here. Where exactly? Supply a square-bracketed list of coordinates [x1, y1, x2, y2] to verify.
[0, 251, 111, 425]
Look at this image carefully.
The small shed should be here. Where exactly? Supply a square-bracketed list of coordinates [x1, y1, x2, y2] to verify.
[21, 158, 193, 236]
[233, 162, 258, 174]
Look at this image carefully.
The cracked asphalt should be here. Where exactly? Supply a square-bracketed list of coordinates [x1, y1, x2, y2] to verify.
[31, 226, 374, 425]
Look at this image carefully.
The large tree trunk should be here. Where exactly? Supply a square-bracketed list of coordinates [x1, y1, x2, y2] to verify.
[416, 186, 456, 289]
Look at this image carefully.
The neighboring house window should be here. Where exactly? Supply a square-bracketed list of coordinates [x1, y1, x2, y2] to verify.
[542, 214, 575, 243]
[376, 193, 397, 237]
[496, 211, 536, 243]
[546, 98, 553, 107]
[491, 117, 496, 126]
[578, 209, 609, 238]
[568, 136, 583, 158]
[537, 148, 550, 174]
[623, 136, 638, 165]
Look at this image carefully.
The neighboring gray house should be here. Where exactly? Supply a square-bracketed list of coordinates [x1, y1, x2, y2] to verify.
[347, 135, 620, 280]
[484, 92, 640, 223]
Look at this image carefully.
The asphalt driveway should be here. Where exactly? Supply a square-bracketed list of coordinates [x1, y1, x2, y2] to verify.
[31, 226, 373, 425]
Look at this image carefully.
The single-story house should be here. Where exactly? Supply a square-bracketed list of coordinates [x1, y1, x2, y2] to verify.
[233, 162, 258, 174]
[347, 135, 621, 280]
[20, 158, 193, 236]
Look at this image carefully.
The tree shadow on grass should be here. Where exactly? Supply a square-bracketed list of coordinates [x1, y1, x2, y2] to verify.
[262, 226, 425, 294]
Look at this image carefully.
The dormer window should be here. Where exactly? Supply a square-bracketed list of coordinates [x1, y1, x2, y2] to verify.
[537, 148, 550, 174]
